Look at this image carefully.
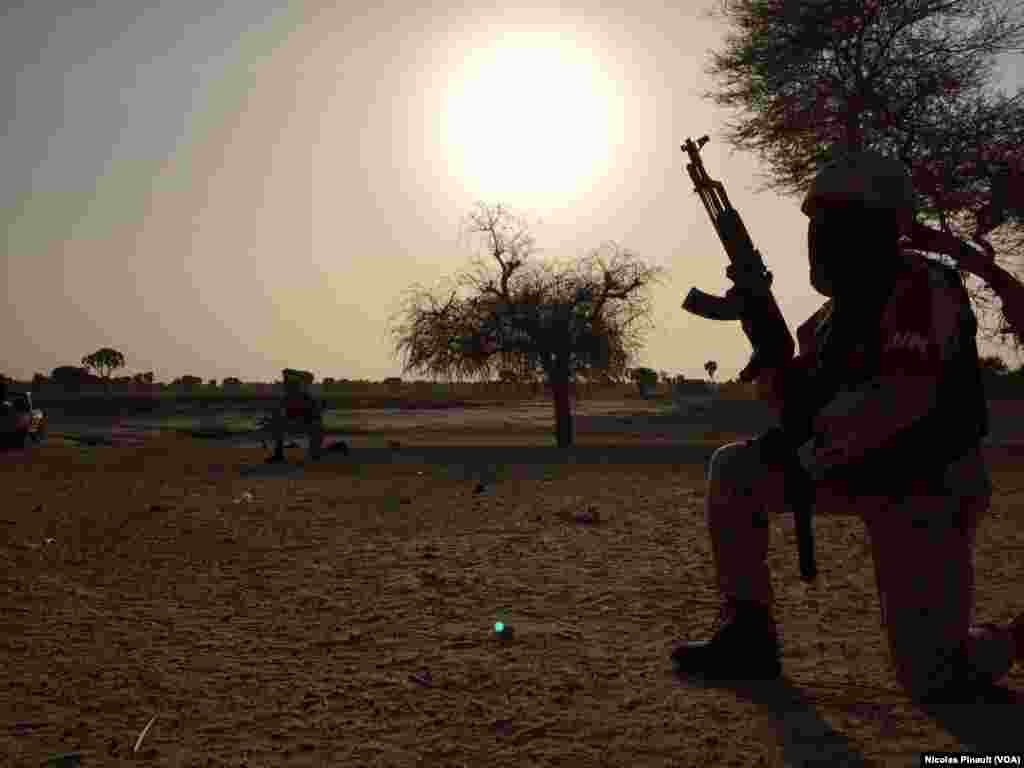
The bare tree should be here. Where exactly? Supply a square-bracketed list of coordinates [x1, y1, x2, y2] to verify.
[705, 360, 719, 383]
[388, 203, 665, 447]
[704, 0, 1024, 350]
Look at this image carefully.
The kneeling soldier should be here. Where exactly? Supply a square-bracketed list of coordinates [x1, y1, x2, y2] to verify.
[671, 151, 1024, 703]
[266, 368, 324, 464]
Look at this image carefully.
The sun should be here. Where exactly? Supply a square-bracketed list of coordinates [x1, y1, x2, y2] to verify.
[443, 42, 620, 208]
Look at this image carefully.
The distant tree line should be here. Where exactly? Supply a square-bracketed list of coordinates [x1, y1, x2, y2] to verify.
[10, 347, 1024, 400]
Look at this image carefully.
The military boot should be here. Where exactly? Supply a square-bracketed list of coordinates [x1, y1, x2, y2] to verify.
[921, 613, 1024, 705]
[670, 598, 782, 680]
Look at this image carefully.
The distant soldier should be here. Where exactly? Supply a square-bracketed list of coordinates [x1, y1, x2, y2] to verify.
[265, 369, 324, 464]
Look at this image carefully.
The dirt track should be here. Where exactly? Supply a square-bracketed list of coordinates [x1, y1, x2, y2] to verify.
[3, 414, 1024, 766]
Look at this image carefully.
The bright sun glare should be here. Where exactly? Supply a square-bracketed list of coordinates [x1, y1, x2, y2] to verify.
[444, 42, 619, 207]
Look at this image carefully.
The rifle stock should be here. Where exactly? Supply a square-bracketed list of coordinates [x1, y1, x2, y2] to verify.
[680, 135, 818, 583]
[682, 287, 743, 321]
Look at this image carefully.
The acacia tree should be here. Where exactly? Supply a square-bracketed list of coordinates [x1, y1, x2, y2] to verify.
[81, 348, 126, 394]
[705, 0, 1024, 348]
[388, 203, 665, 447]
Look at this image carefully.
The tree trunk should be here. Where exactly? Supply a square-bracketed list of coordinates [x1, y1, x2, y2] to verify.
[846, 103, 863, 153]
[548, 370, 575, 449]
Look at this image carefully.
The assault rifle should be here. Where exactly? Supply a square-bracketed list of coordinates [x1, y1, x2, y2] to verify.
[680, 135, 818, 582]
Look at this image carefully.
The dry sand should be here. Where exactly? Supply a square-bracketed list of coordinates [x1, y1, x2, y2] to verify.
[2, 408, 1023, 767]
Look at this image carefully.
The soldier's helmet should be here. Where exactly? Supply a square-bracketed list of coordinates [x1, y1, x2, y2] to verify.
[801, 150, 916, 232]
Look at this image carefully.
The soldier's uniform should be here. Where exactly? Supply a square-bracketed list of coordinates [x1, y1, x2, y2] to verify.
[671, 151, 1023, 702]
[266, 369, 324, 463]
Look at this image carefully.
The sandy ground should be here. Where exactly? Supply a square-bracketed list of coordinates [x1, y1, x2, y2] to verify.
[3, 407, 1024, 767]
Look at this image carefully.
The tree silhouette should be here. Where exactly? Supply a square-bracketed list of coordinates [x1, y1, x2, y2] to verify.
[704, 0, 1024, 350]
[705, 360, 718, 383]
[175, 375, 202, 392]
[388, 202, 665, 447]
[630, 367, 659, 398]
[81, 348, 126, 394]
[51, 366, 93, 393]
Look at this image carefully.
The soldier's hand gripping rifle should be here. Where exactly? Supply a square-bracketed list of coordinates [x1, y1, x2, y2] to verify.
[680, 135, 818, 582]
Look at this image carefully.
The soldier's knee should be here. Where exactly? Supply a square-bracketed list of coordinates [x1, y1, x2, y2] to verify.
[705, 442, 772, 528]
[707, 441, 758, 486]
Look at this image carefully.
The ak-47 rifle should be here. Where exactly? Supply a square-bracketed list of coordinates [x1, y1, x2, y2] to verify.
[680, 135, 818, 583]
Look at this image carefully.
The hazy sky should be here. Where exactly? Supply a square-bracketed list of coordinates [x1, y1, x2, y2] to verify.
[3, 1, 1022, 384]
